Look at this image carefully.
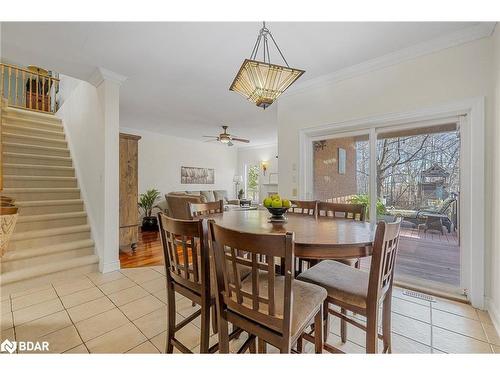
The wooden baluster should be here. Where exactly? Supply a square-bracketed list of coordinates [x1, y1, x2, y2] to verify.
[51, 78, 55, 113]
[41, 76, 45, 112]
[53, 78, 59, 113]
[7, 66, 11, 105]
[36, 74, 39, 111]
[14, 68, 18, 106]
[49, 77, 52, 113]
[29, 73, 33, 109]
[22, 71, 26, 108]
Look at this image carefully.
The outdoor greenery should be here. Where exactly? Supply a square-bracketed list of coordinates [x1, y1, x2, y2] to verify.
[138, 188, 161, 217]
[246, 164, 260, 201]
[356, 130, 460, 209]
[348, 194, 386, 219]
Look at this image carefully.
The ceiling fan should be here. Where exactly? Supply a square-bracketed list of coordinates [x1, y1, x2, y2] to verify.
[203, 126, 250, 146]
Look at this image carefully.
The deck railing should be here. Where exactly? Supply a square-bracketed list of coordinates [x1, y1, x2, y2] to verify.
[0, 63, 60, 114]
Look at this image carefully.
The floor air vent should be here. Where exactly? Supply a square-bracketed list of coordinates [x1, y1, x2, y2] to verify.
[402, 289, 436, 302]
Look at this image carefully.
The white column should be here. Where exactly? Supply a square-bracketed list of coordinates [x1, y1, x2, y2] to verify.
[89, 68, 126, 273]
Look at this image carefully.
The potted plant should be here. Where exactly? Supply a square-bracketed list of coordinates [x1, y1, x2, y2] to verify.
[238, 188, 244, 200]
[138, 188, 161, 231]
[348, 194, 386, 220]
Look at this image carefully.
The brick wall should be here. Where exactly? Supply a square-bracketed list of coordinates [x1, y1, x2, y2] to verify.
[313, 137, 357, 200]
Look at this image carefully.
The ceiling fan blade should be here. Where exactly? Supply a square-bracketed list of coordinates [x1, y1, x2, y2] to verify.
[231, 137, 250, 143]
[202, 135, 218, 138]
[227, 141, 234, 146]
[203, 139, 219, 143]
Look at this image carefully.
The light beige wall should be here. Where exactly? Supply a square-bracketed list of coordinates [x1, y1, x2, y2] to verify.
[277, 36, 495, 309]
[120, 128, 238, 199]
[490, 27, 500, 330]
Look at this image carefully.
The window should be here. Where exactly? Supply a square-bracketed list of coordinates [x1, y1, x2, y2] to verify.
[246, 164, 260, 202]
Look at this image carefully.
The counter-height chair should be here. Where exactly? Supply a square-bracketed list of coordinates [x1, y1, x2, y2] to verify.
[209, 220, 327, 354]
[316, 201, 368, 342]
[289, 200, 318, 216]
[317, 201, 366, 268]
[158, 213, 242, 353]
[317, 201, 366, 221]
[189, 200, 224, 219]
[297, 218, 402, 353]
[288, 200, 319, 274]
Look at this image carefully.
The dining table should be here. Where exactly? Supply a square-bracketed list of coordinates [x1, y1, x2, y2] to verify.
[208, 209, 376, 260]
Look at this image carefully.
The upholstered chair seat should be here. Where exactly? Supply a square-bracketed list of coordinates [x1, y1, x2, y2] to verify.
[238, 272, 327, 338]
[297, 260, 369, 309]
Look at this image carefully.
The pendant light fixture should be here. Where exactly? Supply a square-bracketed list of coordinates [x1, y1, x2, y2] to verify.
[229, 22, 305, 109]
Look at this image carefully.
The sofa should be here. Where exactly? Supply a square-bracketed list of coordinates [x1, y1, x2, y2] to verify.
[156, 190, 239, 220]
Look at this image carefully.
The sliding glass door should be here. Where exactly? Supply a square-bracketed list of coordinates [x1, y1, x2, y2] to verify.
[311, 120, 463, 296]
[312, 132, 369, 206]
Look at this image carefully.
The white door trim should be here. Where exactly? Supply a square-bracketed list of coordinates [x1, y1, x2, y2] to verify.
[298, 97, 485, 308]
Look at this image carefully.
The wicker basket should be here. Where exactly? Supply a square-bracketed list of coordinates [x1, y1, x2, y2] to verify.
[0, 204, 18, 257]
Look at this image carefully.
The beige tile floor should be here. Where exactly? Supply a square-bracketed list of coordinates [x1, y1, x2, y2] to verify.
[1, 266, 499, 354]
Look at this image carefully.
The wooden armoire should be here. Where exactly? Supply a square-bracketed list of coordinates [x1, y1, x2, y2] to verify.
[119, 133, 141, 251]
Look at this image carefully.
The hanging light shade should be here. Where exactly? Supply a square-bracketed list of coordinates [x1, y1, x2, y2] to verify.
[230, 22, 305, 109]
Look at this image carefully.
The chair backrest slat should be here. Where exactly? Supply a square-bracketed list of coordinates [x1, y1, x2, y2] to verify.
[209, 220, 294, 336]
[189, 200, 224, 218]
[230, 247, 243, 304]
[267, 256, 275, 316]
[251, 253, 259, 311]
[317, 201, 366, 221]
[368, 218, 402, 306]
[157, 213, 209, 296]
[182, 236, 190, 279]
[289, 200, 318, 216]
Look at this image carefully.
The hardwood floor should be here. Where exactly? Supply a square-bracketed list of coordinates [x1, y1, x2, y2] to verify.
[120, 229, 164, 268]
[361, 226, 460, 287]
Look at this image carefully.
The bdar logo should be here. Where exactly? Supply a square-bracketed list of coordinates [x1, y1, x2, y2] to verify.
[1, 339, 17, 354]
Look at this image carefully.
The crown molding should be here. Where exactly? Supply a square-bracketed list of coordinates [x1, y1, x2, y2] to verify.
[88, 67, 127, 87]
[236, 142, 278, 151]
[285, 22, 496, 98]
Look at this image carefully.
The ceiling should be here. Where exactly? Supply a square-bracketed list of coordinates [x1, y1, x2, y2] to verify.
[0, 22, 483, 146]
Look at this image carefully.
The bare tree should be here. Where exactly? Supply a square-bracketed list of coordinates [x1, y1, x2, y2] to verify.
[355, 131, 460, 209]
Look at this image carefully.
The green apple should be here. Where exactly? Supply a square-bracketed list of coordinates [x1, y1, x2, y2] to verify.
[263, 197, 273, 208]
[283, 199, 291, 208]
[272, 199, 283, 208]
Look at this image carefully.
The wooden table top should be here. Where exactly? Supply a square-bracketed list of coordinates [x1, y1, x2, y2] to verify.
[209, 210, 376, 259]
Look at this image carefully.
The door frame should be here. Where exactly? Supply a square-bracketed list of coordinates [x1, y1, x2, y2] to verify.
[298, 97, 485, 308]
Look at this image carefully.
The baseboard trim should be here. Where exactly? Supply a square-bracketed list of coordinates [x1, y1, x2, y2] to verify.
[486, 297, 500, 335]
[100, 260, 120, 273]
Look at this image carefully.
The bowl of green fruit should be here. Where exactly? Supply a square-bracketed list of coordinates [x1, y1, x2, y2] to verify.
[263, 195, 292, 222]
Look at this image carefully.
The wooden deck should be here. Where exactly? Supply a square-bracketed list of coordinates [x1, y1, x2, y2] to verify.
[361, 226, 460, 286]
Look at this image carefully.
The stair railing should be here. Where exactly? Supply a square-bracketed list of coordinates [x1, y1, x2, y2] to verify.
[0, 62, 60, 114]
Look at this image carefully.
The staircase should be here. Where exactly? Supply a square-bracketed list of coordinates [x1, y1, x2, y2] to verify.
[0, 106, 99, 289]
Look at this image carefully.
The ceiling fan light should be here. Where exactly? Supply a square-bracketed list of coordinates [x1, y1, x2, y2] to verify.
[220, 136, 230, 143]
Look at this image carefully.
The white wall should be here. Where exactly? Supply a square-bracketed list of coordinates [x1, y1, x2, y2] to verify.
[56, 76, 105, 268]
[489, 27, 500, 331]
[57, 74, 82, 108]
[237, 144, 278, 201]
[120, 128, 238, 199]
[277, 37, 495, 307]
